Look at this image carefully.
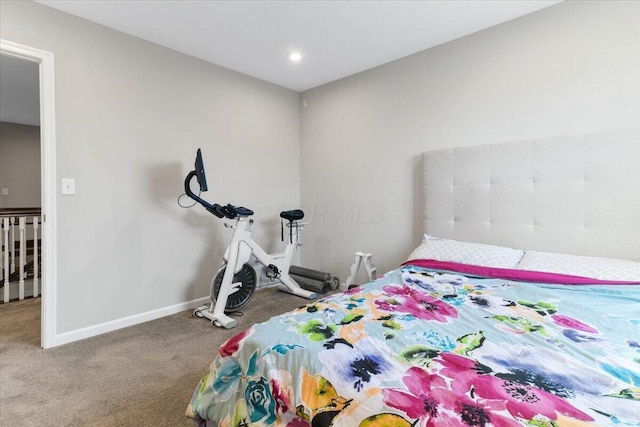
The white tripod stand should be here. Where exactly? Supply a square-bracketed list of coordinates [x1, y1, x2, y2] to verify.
[342, 252, 377, 290]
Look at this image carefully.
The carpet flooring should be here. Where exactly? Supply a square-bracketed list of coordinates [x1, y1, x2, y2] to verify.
[0, 289, 313, 426]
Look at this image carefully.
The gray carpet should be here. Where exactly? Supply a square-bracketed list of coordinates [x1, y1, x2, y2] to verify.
[0, 289, 313, 426]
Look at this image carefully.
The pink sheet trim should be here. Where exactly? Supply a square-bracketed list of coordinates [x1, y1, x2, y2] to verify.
[404, 259, 640, 285]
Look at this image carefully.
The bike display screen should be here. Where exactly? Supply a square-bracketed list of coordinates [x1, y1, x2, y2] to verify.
[194, 148, 208, 192]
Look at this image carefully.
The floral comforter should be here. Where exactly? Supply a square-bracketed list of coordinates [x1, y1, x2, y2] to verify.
[187, 262, 640, 426]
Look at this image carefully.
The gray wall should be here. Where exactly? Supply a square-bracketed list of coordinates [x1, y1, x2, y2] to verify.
[0, 121, 41, 208]
[1, 1, 301, 333]
[300, 0, 640, 277]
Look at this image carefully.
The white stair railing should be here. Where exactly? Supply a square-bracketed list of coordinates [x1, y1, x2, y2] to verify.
[1, 209, 42, 303]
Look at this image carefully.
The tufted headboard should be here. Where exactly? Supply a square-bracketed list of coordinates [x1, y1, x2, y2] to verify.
[422, 129, 640, 262]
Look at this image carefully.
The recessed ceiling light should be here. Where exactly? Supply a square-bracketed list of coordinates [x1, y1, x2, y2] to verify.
[289, 52, 302, 62]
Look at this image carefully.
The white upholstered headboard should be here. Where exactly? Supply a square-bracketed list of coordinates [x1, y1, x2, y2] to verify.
[422, 129, 640, 262]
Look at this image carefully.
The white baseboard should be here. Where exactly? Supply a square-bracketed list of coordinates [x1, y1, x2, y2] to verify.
[53, 296, 210, 347]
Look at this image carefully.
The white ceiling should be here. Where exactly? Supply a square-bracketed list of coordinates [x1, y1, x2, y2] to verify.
[36, 0, 561, 92]
[0, 54, 40, 126]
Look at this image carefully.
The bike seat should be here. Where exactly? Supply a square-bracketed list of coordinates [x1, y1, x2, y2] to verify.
[226, 204, 254, 218]
[280, 209, 304, 221]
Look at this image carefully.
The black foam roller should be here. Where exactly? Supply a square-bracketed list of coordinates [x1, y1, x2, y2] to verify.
[290, 273, 329, 294]
[289, 265, 332, 282]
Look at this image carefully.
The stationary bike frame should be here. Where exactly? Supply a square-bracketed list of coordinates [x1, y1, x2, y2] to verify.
[182, 149, 316, 329]
[208, 216, 315, 329]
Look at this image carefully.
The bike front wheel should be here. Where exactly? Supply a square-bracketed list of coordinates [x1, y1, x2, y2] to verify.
[211, 263, 257, 313]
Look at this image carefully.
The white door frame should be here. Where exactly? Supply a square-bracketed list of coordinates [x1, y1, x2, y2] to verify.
[1, 39, 57, 349]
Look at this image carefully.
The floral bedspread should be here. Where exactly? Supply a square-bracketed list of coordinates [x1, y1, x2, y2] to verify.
[187, 263, 640, 426]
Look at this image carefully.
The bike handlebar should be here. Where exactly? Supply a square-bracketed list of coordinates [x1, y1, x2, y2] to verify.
[185, 171, 258, 220]
[184, 167, 298, 225]
[184, 171, 226, 218]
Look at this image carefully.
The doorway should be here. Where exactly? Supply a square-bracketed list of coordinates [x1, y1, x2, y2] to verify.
[0, 39, 57, 349]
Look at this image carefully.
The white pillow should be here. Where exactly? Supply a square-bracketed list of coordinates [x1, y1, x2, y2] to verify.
[407, 235, 525, 269]
[517, 251, 640, 281]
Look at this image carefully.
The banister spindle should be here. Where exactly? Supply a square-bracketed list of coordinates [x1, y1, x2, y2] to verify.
[2, 218, 9, 303]
[10, 216, 15, 274]
[33, 216, 39, 297]
[19, 217, 26, 300]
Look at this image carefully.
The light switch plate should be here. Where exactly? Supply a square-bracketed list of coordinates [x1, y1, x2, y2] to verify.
[1, 188, 8, 196]
[61, 178, 75, 195]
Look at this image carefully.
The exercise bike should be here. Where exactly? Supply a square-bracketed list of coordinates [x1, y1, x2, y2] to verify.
[183, 149, 316, 329]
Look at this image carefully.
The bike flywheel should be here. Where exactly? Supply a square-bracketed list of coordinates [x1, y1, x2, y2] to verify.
[211, 263, 257, 313]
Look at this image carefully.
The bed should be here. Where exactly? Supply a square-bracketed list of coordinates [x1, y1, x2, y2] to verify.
[186, 131, 640, 427]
